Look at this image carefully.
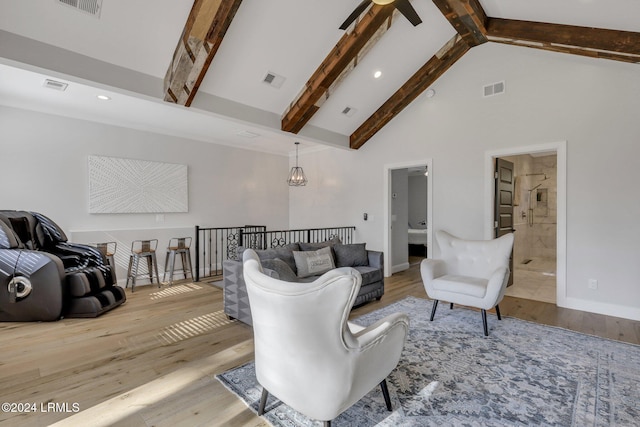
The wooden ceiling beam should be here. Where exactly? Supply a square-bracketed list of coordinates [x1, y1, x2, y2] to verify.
[344, 0, 487, 151]
[164, 0, 243, 107]
[350, 34, 470, 150]
[486, 18, 640, 64]
[431, 0, 488, 46]
[281, 4, 395, 134]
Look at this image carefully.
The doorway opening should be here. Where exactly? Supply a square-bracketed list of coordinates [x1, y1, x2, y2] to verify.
[485, 141, 567, 307]
[383, 159, 433, 277]
[502, 153, 557, 304]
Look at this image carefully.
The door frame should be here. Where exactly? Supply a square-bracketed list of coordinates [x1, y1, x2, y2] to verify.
[484, 141, 567, 307]
[383, 158, 433, 277]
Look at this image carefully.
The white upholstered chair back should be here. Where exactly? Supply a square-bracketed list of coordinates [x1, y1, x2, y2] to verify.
[243, 249, 409, 423]
[421, 230, 514, 336]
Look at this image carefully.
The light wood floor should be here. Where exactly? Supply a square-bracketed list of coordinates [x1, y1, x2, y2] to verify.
[1, 265, 639, 427]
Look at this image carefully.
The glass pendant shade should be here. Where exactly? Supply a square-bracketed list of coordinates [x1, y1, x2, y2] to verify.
[287, 142, 308, 186]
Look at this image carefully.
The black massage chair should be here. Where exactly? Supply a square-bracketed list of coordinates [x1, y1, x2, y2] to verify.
[0, 210, 126, 321]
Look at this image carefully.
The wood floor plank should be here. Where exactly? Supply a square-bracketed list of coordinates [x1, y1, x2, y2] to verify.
[0, 267, 638, 426]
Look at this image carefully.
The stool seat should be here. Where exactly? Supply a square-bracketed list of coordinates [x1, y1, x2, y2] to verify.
[164, 237, 193, 285]
[126, 239, 160, 292]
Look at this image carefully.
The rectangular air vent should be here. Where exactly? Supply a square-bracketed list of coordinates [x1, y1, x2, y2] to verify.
[483, 81, 505, 97]
[341, 106, 357, 117]
[57, 0, 102, 18]
[237, 130, 259, 138]
[262, 71, 285, 89]
[43, 79, 69, 91]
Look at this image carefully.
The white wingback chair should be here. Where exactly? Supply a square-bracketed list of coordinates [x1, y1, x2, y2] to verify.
[242, 249, 409, 426]
[420, 230, 514, 336]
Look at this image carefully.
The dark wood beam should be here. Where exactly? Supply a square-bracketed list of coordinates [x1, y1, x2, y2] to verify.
[350, 34, 470, 149]
[431, 0, 488, 46]
[164, 0, 243, 106]
[281, 4, 395, 134]
[486, 18, 640, 64]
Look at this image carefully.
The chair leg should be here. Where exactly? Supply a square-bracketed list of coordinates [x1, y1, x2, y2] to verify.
[126, 256, 133, 288]
[167, 250, 176, 285]
[430, 300, 439, 321]
[450, 303, 454, 309]
[495, 304, 502, 320]
[180, 252, 189, 279]
[186, 248, 194, 279]
[482, 309, 489, 336]
[380, 379, 392, 411]
[152, 253, 161, 288]
[132, 255, 140, 292]
[258, 387, 268, 416]
[163, 251, 170, 282]
[146, 255, 154, 284]
[324, 422, 331, 427]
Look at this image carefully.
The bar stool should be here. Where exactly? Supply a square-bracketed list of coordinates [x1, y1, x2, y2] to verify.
[126, 239, 160, 292]
[163, 237, 194, 285]
[95, 241, 117, 285]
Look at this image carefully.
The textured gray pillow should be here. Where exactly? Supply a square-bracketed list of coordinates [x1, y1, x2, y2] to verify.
[261, 258, 298, 282]
[334, 243, 369, 267]
[293, 246, 335, 278]
[239, 243, 300, 272]
[298, 237, 341, 251]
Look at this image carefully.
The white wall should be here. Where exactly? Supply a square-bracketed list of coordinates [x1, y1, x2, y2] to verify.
[289, 43, 640, 321]
[391, 169, 408, 272]
[408, 174, 427, 228]
[1, 106, 290, 282]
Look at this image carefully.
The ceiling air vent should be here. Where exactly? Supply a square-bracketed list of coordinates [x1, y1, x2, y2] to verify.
[262, 71, 285, 89]
[57, 0, 103, 18]
[483, 81, 505, 97]
[341, 106, 357, 117]
[43, 79, 69, 91]
[237, 130, 259, 138]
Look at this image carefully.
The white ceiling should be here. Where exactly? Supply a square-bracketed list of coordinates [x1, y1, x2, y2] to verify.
[1, 0, 639, 156]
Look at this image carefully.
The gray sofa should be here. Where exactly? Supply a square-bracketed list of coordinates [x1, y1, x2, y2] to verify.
[222, 241, 384, 325]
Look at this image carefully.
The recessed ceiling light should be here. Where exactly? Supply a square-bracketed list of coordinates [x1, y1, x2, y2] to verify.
[425, 88, 436, 98]
[96, 95, 111, 100]
[373, 70, 383, 79]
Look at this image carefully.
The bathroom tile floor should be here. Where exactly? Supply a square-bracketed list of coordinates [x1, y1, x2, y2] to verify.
[505, 258, 557, 304]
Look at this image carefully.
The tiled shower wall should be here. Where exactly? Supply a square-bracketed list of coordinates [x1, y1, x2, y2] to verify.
[502, 154, 557, 265]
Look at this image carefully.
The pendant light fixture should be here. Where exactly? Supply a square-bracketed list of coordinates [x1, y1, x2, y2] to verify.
[287, 142, 308, 186]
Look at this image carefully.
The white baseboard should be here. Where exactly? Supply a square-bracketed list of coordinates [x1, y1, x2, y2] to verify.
[559, 297, 640, 322]
[391, 262, 410, 274]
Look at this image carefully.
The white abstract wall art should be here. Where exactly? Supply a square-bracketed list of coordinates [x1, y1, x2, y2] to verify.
[88, 155, 188, 213]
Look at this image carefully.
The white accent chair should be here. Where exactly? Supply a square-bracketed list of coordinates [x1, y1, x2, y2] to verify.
[420, 230, 514, 336]
[242, 249, 409, 426]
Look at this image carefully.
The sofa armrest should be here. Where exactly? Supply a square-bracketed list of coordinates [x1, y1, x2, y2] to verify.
[367, 250, 383, 269]
[222, 259, 253, 325]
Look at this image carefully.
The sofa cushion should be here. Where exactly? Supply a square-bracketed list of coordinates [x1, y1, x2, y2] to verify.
[334, 243, 369, 267]
[298, 237, 341, 251]
[293, 246, 335, 278]
[261, 258, 298, 282]
[239, 243, 300, 272]
[353, 265, 383, 285]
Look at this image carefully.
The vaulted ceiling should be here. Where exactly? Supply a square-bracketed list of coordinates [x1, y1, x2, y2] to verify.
[1, 0, 639, 154]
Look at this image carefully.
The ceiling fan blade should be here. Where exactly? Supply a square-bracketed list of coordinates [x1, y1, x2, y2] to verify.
[394, 0, 422, 26]
[339, 0, 372, 30]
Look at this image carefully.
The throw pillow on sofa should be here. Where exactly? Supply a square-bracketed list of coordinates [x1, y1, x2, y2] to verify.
[298, 237, 341, 251]
[238, 243, 300, 272]
[293, 246, 335, 278]
[334, 243, 369, 267]
[261, 258, 298, 282]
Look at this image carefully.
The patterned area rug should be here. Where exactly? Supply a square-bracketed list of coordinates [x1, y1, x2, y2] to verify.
[216, 296, 640, 426]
